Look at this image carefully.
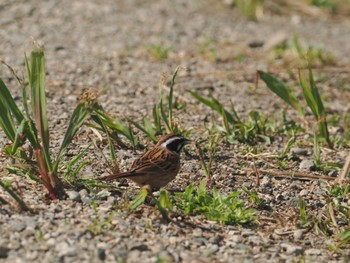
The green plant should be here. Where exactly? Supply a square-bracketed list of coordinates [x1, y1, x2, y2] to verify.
[88, 201, 114, 235]
[234, 0, 264, 20]
[0, 45, 91, 199]
[0, 179, 30, 211]
[259, 67, 332, 147]
[131, 66, 189, 139]
[310, 0, 336, 12]
[195, 130, 222, 186]
[129, 104, 162, 143]
[189, 91, 271, 144]
[147, 44, 171, 61]
[298, 197, 332, 235]
[172, 180, 256, 225]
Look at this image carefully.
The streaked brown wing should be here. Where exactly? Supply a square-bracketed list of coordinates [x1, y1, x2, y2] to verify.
[128, 147, 179, 177]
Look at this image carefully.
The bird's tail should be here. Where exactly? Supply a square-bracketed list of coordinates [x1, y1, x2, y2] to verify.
[99, 172, 132, 182]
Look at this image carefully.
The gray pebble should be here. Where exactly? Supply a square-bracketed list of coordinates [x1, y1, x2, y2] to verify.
[56, 242, 77, 257]
[81, 196, 92, 205]
[79, 189, 89, 197]
[96, 190, 111, 200]
[291, 147, 308, 156]
[299, 160, 315, 171]
[66, 190, 81, 202]
[305, 248, 322, 255]
[0, 246, 9, 258]
[293, 230, 304, 240]
[299, 189, 308, 196]
[10, 220, 26, 232]
[280, 243, 303, 255]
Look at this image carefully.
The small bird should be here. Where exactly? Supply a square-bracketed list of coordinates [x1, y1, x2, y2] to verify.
[102, 134, 190, 190]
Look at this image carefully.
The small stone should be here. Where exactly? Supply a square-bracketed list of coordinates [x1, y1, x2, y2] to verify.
[66, 190, 81, 202]
[207, 244, 219, 254]
[305, 248, 322, 255]
[328, 170, 338, 177]
[293, 230, 304, 240]
[56, 242, 77, 257]
[130, 244, 148, 251]
[299, 160, 315, 171]
[260, 176, 271, 187]
[11, 221, 26, 232]
[25, 218, 37, 230]
[81, 196, 92, 205]
[299, 189, 308, 196]
[0, 247, 9, 258]
[194, 237, 207, 245]
[291, 147, 308, 156]
[280, 243, 303, 255]
[96, 190, 111, 200]
[79, 189, 89, 197]
[97, 248, 106, 261]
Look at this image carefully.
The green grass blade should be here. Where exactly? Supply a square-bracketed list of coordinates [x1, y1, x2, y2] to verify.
[168, 66, 180, 129]
[299, 68, 331, 146]
[130, 187, 149, 211]
[0, 98, 16, 142]
[0, 179, 30, 211]
[26, 47, 51, 169]
[259, 71, 304, 117]
[0, 79, 25, 123]
[160, 99, 171, 132]
[152, 104, 162, 134]
[53, 103, 90, 174]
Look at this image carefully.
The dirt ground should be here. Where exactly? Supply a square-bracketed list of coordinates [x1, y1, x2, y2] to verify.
[1, 0, 350, 262]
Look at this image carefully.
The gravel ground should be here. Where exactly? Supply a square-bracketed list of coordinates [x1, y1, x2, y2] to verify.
[1, 0, 350, 262]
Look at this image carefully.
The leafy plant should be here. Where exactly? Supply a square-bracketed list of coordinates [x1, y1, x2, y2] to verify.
[195, 131, 222, 186]
[189, 91, 271, 144]
[234, 0, 264, 20]
[172, 180, 256, 225]
[259, 67, 332, 147]
[0, 179, 30, 211]
[0, 45, 91, 199]
[147, 44, 171, 61]
[131, 66, 188, 139]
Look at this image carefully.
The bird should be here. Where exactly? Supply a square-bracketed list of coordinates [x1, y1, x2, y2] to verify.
[101, 134, 190, 190]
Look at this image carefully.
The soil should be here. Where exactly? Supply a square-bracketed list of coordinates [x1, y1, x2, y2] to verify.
[1, 0, 350, 262]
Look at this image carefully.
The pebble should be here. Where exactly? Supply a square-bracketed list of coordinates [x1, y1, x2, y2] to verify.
[290, 147, 308, 156]
[299, 189, 308, 196]
[305, 248, 323, 255]
[0, 246, 9, 258]
[66, 191, 81, 202]
[299, 160, 315, 171]
[293, 230, 304, 240]
[56, 242, 77, 257]
[79, 189, 89, 197]
[81, 196, 92, 205]
[280, 243, 303, 255]
[96, 190, 111, 200]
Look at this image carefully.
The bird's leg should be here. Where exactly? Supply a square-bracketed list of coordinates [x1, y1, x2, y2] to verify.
[143, 185, 171, 223]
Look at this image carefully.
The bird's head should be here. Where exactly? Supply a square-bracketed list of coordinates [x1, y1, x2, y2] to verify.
[158, 134, 191, 154]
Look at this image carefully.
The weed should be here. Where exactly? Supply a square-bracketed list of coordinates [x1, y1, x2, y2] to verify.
[131, 66, 190, 140]
[88, 201, 114, 235]
[0, 179, 30, 211]
[147, 44, 171, 61]
[195, 130, 222, 186]
[0, 45, 91, 199]
[173, 180, 256, 225]
[234, 0, 264, 20]
[259, 67, 332, 147]
[189, 91, 272, 144]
